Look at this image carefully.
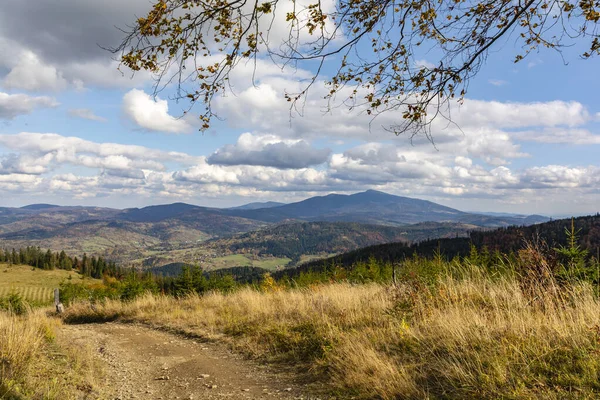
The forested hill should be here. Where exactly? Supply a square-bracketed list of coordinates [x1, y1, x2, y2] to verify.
[288, 214, 600, 274]
[208, 222, 409, 263]
[207, 221, 483, 263]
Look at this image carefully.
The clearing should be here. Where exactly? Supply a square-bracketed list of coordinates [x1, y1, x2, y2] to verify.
[0, 264, 100, 303]
[211, 254, 291, 270]
[62, 322, 320, 399]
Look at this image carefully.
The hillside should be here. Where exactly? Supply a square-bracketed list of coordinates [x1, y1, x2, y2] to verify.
[292, 214, 600, 274]
[0, 264, 100, 303]
[207, 221, 479, 263]
[228, 201, 286, 210]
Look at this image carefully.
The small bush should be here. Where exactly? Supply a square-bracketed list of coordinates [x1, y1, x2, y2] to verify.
[0, 292, 28, 315]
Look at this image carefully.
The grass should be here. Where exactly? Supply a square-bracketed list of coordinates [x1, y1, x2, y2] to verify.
[211, 254, 291, 270]
[0, 309, 102, 399]
[0, 264, 101, 304]
[63, 262, 600, 399]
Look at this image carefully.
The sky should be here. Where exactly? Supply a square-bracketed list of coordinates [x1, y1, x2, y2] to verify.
[0, 0, 598, 216]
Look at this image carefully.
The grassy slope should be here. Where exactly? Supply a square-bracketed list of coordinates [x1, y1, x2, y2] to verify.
[64, 265, 600, 399]
[0, 264, 100, 303]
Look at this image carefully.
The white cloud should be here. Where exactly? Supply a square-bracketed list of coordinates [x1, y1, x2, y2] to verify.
[512, 128, 600, 144]
[0, 132, 200, 175]
[122, 89, 193, 134]
[521, 165, 600, 188]
[3, 51, 68, 91]
[0, 92, 59, 119]
[448, 100, 590, 129]
[68, 108, 107, 122]
[488, 79, 508, 87]
[208, 133, 330, 169]
[414, 59, 435, 70]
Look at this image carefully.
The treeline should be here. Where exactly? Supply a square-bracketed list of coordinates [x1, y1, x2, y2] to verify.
[0, 246, 123, 279]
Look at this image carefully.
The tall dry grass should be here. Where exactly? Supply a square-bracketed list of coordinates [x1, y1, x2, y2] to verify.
[64, 267, 600, 399]
[0, 309, 101, 399]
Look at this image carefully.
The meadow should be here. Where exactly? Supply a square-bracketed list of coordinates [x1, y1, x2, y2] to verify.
[0, 264, 99, 304]
[210, 254, 292, 270]
[63, 254, 600, 399]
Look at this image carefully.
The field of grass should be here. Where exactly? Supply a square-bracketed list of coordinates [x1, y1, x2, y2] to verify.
[64, 262, 600, 399]
[0, 264, 100, 304]
[211, 254, 291, 270]
[0, 309, 102, 399]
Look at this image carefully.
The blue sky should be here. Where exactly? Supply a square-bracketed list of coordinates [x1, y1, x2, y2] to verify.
[0, 0, 598, 216]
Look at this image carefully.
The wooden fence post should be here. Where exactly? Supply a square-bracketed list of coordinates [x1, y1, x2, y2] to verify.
[54, 288, 64, 314]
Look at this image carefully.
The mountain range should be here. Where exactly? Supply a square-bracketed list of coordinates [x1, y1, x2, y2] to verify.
[0, 190, 549, 268]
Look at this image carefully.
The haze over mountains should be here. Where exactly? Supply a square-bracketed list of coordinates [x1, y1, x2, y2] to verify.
[0, 190, 549, 268]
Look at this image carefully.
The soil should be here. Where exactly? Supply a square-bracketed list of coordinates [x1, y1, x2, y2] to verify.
[62, 323, 323, 400]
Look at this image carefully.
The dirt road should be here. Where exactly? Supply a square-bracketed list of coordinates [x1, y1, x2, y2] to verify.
[62, 323, 320, 400]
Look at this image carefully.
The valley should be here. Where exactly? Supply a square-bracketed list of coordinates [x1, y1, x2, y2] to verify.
[0, 190, 548, 271]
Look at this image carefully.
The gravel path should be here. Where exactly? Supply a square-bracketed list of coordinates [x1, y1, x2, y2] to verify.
[62, 323, 321, 400]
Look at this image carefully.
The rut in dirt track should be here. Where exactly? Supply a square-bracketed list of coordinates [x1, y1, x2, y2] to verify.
[62, 322, 322, 400]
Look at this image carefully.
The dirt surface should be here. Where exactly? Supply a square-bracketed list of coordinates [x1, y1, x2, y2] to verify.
[62, 323, 322, 400]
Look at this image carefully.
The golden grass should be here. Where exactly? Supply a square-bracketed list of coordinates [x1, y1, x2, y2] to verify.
[64, 270, 600, 399]
[0, 309, 102, 399]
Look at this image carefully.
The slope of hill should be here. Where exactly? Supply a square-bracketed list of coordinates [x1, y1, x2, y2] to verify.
[228, 201, 286, 210]
[20, 204, 60, 210]
[290, 214, 600, 274]
[208, 221, 478, 263]
[209, 222, 410, 262]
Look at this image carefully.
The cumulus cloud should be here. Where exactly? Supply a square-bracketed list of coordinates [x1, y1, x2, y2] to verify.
[68, 108, 107, 122]
[521, 165, 600, 189]
[208, 133, 330, 169]
[3, 51, 68, 91]
[0, 92, 59, 119]
[0, 132, 200, 176]
[174, 160, 333, 191]
[122, 89, 193, 134]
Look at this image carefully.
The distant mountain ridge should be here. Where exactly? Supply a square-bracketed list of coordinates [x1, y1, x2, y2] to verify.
[1, 191, 550, 268]
[224, 190, 549, 227]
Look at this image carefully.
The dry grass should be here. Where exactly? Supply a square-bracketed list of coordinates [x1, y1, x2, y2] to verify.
[64, 269, 600, 399]
[0, 309, 102, 399]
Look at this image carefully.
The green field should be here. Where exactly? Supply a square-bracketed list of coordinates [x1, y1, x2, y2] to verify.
[211, 254, 291, 271]
[0, 264, 100, 304]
